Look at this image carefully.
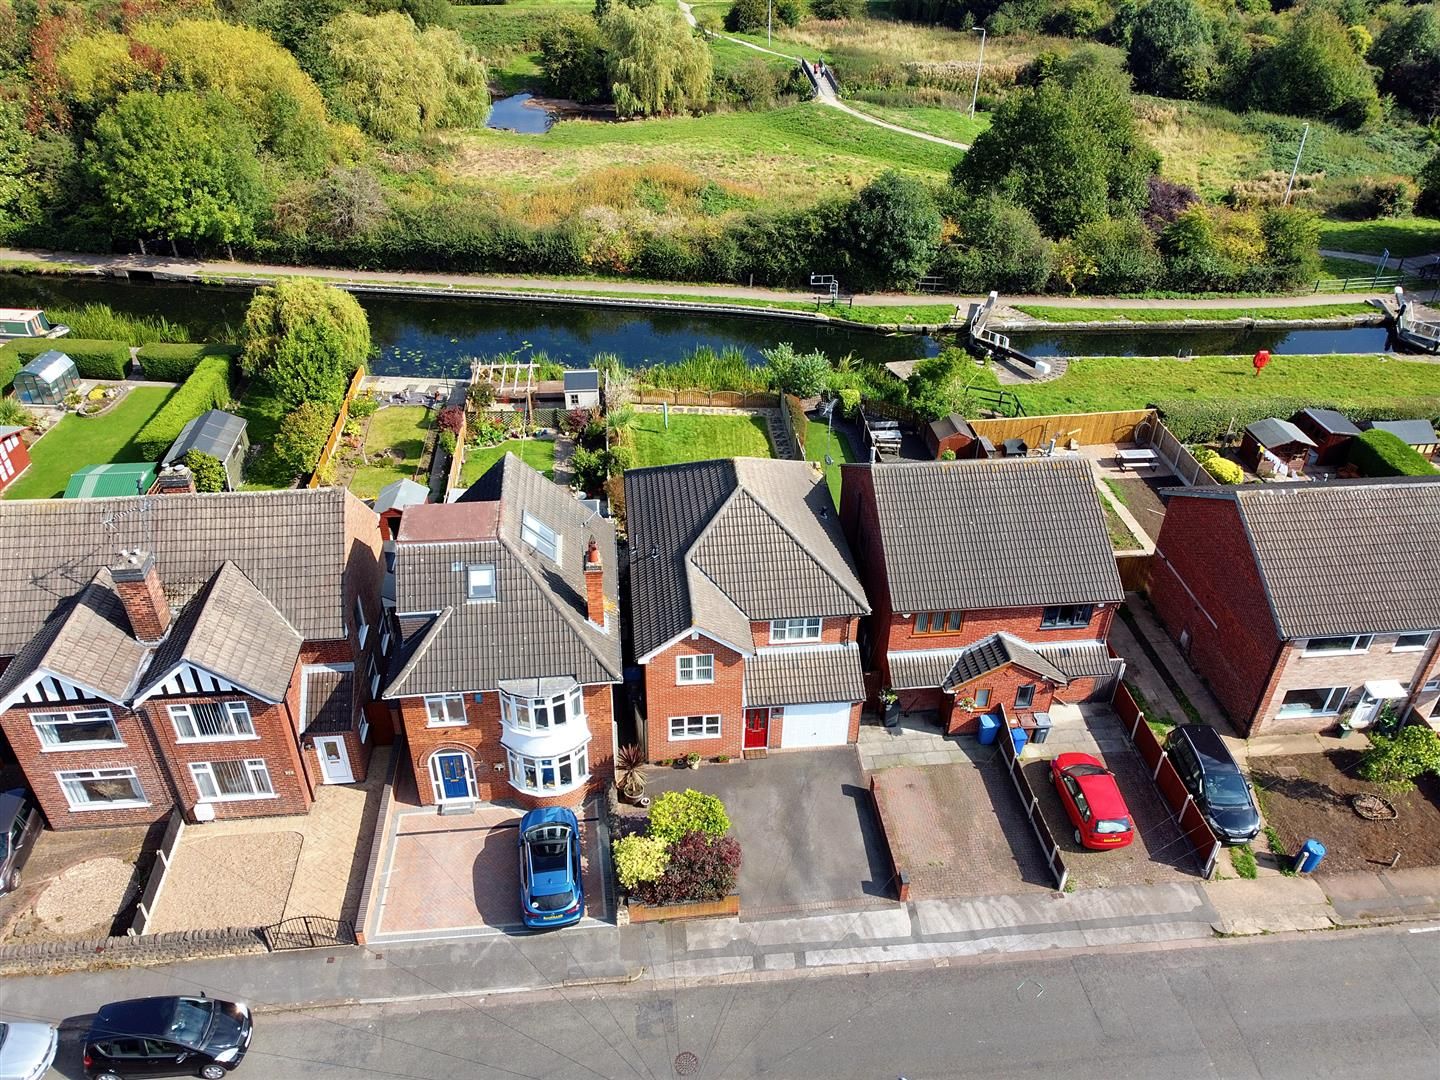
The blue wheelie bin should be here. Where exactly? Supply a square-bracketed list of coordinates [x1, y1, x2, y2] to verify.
[1293, 838, 1326, 874]
[1010, 725, 1029, 754]
[978, 713, 1000, 746]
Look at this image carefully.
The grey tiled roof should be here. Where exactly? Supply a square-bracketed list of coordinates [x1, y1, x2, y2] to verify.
[386, 454, 622, 697]
[303, 666, 354, 735]
[743, 645, 866, 707]
[941, 633, 1070, 691]
[626, 459, 869, 659]
[1245, 418, 1315, 449]
[141, 562, 303, 704]
[887, 649, 961, 690]
[1031, 641, 1117, 680]
[1294, 408, 1360, 437]
[0, 488, 358, 656]
[1366, 419, 1439, 447]
[374, 478, 429, 515]
[860, 458, 1124, 612]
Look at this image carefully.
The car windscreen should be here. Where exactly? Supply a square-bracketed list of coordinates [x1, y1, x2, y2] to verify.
[169, 999, 214, 1045]
[1204, 770, 1251, 806]
[0, 834, 8, 859]
[1064, 764, 1108, 777]
[1095, 818, 1130, 834]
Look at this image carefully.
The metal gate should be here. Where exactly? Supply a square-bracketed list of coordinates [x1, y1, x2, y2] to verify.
[262, 916, 356, 951]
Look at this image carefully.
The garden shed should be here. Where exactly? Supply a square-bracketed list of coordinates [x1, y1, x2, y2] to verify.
[1241, 418, 1316, 478]
[14, 349, 79, 406]
[161, 408, 249, 491]
[63, 461, 158, 499]
[1364, 419, 1439, 459]
[924, 413, 982, 460]
[1290, 407, 1360, 466]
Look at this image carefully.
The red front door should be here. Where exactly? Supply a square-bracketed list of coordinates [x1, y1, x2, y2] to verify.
[744, 709, 769, 750]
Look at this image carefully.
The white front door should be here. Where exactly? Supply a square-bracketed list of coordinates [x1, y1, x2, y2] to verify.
[778, 702, 852, 748]
[315, 736, 354, 784]
[1350, 690, 1383, 729]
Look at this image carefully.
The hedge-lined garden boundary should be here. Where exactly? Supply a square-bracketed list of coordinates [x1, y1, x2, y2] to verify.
[0, 337, 129, 381]
[1348, 429, 1437, 477]
[1156, 396, 1440, 444]
[134, 356, 234, 461]
[136, 343, 241, 383]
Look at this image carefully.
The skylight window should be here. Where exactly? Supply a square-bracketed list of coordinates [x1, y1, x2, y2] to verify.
[520, 512, 560, 563]
[467, 564, 496, 602]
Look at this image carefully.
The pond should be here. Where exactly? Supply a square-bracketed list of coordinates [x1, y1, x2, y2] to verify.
[1005, 324, 1396, 358]
[0, 274, 940, 377]
[485, 93, 555, 134]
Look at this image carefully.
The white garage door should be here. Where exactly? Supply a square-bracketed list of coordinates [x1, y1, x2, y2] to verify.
[779, 702, 851, 748]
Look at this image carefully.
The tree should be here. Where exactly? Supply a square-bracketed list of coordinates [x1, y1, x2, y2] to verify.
[539, 17, 611, 103]
[602, 5, 712, 118]
[905, 349, 968, 420]
[726, 0, 803, 31]
[810, 0, 863, 16]
[1260, 206, 1321, 286]
[842, 171, 941, 290]
[1127, 0, 1217, 100]
[1371, 4, 1440, 122]
[273, 400, 338, 479]
[1249, 9, 1380, 130]
[1420, 149, 1440, 216]
[647, 789, 730, 843]
[321, 12, 488, 142]
[0, 99, 35, 242]
[182, 450, 228, 493]
[941, 196, 1054, 294]
[761, 343, 830, 398]
[86, 91, 267, 251]
[308, 166, 388, 243]
[241, 279, 371, 410]
[1073, 216, 1164, 293]
[1359, 725, 1440, 793]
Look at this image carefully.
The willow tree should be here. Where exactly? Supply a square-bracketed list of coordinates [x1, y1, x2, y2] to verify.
[241, 279, 371, 410]
[602, 5, 711, 118]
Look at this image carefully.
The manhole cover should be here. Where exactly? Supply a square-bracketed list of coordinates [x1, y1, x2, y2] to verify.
[1273, 766, 1301, 780]
[674, 1051, 700, 1076]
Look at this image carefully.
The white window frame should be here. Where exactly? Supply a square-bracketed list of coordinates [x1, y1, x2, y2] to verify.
[354, 595, 369, 648]
[1393, 632, 1433, 653]
[676, 654, 715, 685]
[505, 746, 589, 796]
[501, 686, 585, 733]
[379, 621, 392, 657]
[190, 758, 275, 802]
[57, 767, 147, 811]
[359, 714, 371, 744]
[466, 564, 497, 603]
[168, 701, 256, 742]
[520, 512, 560, 563]
[1302, 635, 1373, 657]
[368, 656, 381, 700]
[1276, 686, 1349, 717]
[31, 707, 122, 751]
[669, 714, 722, 740]
[1424, 677, 1440, 693]
[770, 617, 822, 643]
[424, 694, 468, 727]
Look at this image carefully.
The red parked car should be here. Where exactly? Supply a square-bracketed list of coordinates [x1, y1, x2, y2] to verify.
[1051, 752, 1134, 849]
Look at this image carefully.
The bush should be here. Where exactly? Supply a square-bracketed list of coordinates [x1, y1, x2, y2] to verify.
[810, 0, 862, 17]
[348, 392, 379, 419]
[1191, 445, 1244, 484]
[1420, 151, 1440, 217]
[0, 338, 129, 381]
[761, 343, 829, 398]
[633, 831, 741, 906]
[182, 450, 227, 492]
[0, 396, 34, 427]
[136, 343, 241, 383]
[647, 789, 730, 843]
[273, 400, 337, 479]
[133, 356, 234, 461]
[437, 405, 465, 435]
[242, 280, 370, 411]
[1359, 726, 1440, 793]
[613, 834, 670, 891]
[1348, 429, 1436, 478]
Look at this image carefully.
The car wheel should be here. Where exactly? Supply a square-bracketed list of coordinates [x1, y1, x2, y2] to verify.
[1073, 828, 1083, 846]
[96, 1073, 123, 1080]
[200, 1066, 227, 1080]
[5, 869, 17, 891]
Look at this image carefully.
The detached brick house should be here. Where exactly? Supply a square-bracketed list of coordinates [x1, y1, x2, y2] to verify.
[626, 458, 870, 760]
[840, 457, 1125, 733]
[1150, 478, 1440, 737]
[0, 489, 384, 830]
[383, 454, 622, 810]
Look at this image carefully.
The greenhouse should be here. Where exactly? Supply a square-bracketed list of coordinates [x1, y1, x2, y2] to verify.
[14, 350, 79, 406]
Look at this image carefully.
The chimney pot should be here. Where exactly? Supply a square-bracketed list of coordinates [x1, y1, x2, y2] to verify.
[583, 537, 605, 627]
[110, 550, 171, 644]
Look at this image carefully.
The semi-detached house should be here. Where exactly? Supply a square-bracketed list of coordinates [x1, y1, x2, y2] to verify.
[0, 489, 384, 830]
[626, 458, 870, 760]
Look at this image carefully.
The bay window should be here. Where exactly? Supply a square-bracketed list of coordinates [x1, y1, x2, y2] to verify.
[32, 708, 121, 749]
[501, 686, 585, 733]
[506, 746, 589, 795]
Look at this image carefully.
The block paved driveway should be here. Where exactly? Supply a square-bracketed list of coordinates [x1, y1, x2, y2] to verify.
[643, 749, 892, 916]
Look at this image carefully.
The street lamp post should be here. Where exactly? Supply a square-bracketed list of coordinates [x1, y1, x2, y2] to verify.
[968, 27, 987, 119]
[767, 0, 772, 47]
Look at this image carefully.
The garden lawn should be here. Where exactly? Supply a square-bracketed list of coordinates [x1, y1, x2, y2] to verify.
[1012, 354, 1440, 416]
[805, 418, 856, 506]
[629, 412, 773, 469]
[4, 385, 173, 500]
[232, 384, 298, 491]
[348, 406, 433, 500]
[1012, 303, 1375, 324]
[460, 438, 556, 487]
[1317, 217, 1440, 258]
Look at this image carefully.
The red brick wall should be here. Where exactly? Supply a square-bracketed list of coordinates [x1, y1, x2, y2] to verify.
[1149, 496, 1282, 735]
[643, 635, 747, 761]
[883, 605, 1115, 654]
[751, 615, 857, 648]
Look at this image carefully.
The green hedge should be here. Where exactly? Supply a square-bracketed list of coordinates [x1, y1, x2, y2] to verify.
[136, 343, 240, 383]
[1348, 429, 1437, 477]
[0, 337, 130, 381]
[1156, 397, 1440, 444]
[0, 350, 21, 394]
[133, 356, 235, 461]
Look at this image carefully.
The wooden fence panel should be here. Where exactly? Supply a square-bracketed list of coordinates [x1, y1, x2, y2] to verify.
[446, 413, 468, 493]
[784, 393, 808, 457]
[1117, 553, 1154, 592]
[1144, 420, 1218, 487]
[309, 367, 367, 487]
[968, 409, 1156, 448]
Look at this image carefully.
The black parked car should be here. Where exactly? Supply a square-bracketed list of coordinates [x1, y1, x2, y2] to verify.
[84, 996, 252, 1080]
[1165, 724, 1262, 845]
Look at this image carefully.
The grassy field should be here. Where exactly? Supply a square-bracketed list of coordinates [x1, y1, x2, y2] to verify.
[4, 386, 172, 500]
[1316, 218, 1440, 258]
[1010, 354, 1440, 415]
[845, 103, 990, 145]
[460, 438, 557, 486]
[1012, 303, 1376, 324]
[348, 406, 433, 499]
[629, 411, 773, 468]
[805, 417, 857, 505]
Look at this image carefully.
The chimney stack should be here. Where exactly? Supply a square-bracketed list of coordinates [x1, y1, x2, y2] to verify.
[583, 537, 606, 628]
[153, 465, 195, 496]
[111, 550, 171, 644]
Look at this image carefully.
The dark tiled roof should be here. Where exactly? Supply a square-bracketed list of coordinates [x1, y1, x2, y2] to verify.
[1366, 419, 1439, 446]
[1031, 641, 1117, 679]
[1245, 418, 1315, 449]
[1294, 408, 1360, 437]
[928, 414, 976, 442]
[0, 488, 357, 656]
[386, 454, 621, 696]
[888, 649, 963, 690]
[941, 633, 1070, 691]
[303, 666, 354, 734]
[860, 458, 1124, 612]
[743, 645, 866, 707]
[626, 459, 868, 660]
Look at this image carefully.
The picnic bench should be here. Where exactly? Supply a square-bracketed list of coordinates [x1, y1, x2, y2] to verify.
[1115, 448, 1159, 470]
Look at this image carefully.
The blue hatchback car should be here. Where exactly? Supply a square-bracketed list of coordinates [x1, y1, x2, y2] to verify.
[518, 807, 585, 929]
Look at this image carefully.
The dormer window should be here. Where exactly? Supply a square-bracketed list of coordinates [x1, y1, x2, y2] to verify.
[521, 512, 560, 563]
[467, 564, 496, 602]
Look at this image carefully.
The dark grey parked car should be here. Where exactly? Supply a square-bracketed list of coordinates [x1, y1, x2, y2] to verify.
[0, 789, 41, 894]
[1165, 725, 1262, 845]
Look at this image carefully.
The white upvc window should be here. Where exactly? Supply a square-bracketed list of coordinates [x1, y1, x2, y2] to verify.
[520, 512, 560, 563]
[1277, 686, 1349, 717]
[57, 767, 146, 810]
[190, 759, 275, 802]
[379, 621, 392, 657]
[355, 596, 370, 648]
[1393, 632, 1433, 652]
[466, 564, 496, 602]
[676, 654, 715, 685]
[669, 714, 721, 740]
[770, 617, 822, 643]
[32, 708, 122, 750]
[501, 686, 585, 733]
[359, 714, 371, 744]
[506, 746, 589, 796]
[1302, 635, 1373, 656]
[424, 694, 468, 727]
[168, 701, 256, 742]
[369, 657, 381, 700]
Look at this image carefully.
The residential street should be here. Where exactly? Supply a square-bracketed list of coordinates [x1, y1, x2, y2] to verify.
[26, 926, 1440, 1079]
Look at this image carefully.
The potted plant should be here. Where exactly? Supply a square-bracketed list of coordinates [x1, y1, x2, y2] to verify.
[684, 752, 702, 770]
[880, 687, 900, 728]
[615, 743, 647, 804]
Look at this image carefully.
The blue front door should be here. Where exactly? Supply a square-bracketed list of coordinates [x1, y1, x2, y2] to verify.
[437, 753, 471, 800]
